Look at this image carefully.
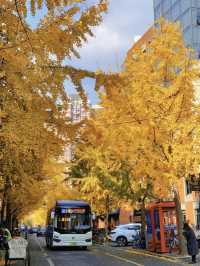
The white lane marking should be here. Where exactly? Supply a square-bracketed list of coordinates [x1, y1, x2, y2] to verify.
[36, 237, 44, 252]
[47, 257, 55, 266]
[104, 252, 143, 266]
[34, 235, 55, 266]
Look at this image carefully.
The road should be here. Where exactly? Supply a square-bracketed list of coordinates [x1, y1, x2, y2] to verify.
[24, 235, 187, 266]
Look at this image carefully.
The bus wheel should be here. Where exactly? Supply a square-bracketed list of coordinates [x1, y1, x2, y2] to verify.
[81, 246, 87, 250]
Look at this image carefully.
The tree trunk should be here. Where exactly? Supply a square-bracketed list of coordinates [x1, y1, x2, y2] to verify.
[1, 176, 10, 224]
[105, 195, 110, 234]
[11, 215, 18, 233]
[174, 189, 187, 255]
[6, 199, 12, 230]
[0, 194, 5, 223]
[141, 199, 146, 241]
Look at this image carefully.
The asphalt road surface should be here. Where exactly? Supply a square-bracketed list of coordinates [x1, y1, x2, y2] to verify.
[21, 235, 188, 266]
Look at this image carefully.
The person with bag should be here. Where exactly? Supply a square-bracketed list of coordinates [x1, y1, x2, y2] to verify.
[0, 223, 12, 266]
[183, 222, 199, 264]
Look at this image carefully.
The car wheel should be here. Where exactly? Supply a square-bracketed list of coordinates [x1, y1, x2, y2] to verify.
[116, 236, 128, 247]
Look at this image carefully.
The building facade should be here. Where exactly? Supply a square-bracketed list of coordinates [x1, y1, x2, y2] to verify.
[67, 94, 90, 123]
[124, 26, 155, 65]
[64, 95, 102, 162]
[153, 0, 200, 57]
[178, 177, 200, 227]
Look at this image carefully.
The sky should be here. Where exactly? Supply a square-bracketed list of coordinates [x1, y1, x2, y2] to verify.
[71, 0, 154, 72]
[28, 1, 154, 104]
[71, 0, 154, 103]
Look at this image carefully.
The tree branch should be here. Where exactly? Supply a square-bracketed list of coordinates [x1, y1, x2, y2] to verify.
[14, 0, 33, 52]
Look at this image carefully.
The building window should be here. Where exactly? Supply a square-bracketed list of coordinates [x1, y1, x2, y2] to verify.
[185, 180, 192, 195]
[197, 8, 200, 25]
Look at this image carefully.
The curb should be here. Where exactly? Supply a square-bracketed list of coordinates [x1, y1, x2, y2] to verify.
[128, 248, 189, 261]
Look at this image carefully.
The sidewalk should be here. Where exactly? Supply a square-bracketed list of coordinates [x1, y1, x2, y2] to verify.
[98, 241, 197, 264]
[126, 247, 200, 264]
[127, 247, 189, 260]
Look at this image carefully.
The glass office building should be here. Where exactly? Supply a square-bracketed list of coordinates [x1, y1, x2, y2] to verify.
[153, 0, 200, 57]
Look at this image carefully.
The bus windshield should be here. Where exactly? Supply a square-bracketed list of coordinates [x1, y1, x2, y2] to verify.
[54, 207, 91, 234]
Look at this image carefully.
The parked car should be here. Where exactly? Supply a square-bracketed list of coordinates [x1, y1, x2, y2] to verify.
[37, 227, 46, 237]
[109, 223, 141, 246]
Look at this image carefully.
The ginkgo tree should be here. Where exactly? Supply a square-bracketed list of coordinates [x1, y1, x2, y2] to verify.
[70, 20, 200, 252]
[70, 114, 161, 237]
[69, 144, 120, 230]
[0, 0, 108, 225]
[21, 166, 81, 227]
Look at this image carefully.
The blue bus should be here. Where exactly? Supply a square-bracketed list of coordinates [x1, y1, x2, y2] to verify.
[46, 200, 92, 248]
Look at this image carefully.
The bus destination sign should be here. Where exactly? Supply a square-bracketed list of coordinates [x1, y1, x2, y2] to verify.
[61, 208, 86, 214]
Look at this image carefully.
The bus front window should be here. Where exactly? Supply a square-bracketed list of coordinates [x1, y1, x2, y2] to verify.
[54, 208, 91, 234]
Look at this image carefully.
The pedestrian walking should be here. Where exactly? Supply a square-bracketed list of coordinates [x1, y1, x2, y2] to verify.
[0, 228, 5, 263]
[0, 223, 12, 266]
[183, 222, 199, 264]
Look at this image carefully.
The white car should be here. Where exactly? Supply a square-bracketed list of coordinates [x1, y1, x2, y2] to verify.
[109, 223, 141, 246]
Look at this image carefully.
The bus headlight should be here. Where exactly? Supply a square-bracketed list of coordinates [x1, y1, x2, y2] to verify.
[53, 235, 61, 242]
[85, 238, 92, 242]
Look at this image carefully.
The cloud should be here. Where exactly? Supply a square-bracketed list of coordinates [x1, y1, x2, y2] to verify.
[80, 25, 127, 55]
[70, 0, 154, 73]
[70, 23, 133, 72]
[134, 35, 142, 43]
[65, 0, 154, 103]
